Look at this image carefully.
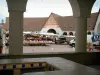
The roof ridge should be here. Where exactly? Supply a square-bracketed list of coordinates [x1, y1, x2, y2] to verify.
[51, 13, 64, 30]
[51, 12, 62, 17]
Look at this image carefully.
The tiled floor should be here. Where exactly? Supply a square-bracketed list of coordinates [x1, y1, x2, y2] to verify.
[0, 57, 100, 75]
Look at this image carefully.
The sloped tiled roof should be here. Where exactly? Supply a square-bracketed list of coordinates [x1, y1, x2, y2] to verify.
[87, 13, 99, 30]
[51, 13, 64, 29]
[3, 12, 98, 31]
[3, 17, 48, 31]
[52, 12, 98, 31]
[23, 17, 47, 31]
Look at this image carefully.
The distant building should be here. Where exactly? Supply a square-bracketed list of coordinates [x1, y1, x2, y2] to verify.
[94, 9, 100, 34]
[3, 12, 99, 36]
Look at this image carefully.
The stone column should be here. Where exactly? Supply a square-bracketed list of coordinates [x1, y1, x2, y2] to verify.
[75, 17, 87, 52]
[6, 0, 27, 55]
[68, 0, 96, 52]
[9, 11, 23, 55]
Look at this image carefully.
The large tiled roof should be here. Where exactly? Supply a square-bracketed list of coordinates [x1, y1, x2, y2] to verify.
[3, 12, 98, 31]
[3, 17, 48, 31]
[87, 13, 99, 30]
[23, 17, 47, 31]
[52, 12, 98, 31]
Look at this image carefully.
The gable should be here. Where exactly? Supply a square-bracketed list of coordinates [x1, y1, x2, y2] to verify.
[44, 14, 59, 28]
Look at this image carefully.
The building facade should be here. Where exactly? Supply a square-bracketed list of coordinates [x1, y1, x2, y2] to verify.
[3, 12, 99, 36]
[94, 9, 100, 34]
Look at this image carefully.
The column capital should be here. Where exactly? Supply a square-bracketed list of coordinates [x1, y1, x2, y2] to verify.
[6, 0, 28, 12]
[69, 0, 96, 18]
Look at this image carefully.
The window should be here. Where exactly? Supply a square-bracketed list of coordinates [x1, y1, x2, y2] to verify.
[69, 32, 73, 35]
[87, 32, 91, 35]
[63, 32, 67, 35]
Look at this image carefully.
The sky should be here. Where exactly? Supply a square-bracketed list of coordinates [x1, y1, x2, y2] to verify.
[0, 0, 100, 23]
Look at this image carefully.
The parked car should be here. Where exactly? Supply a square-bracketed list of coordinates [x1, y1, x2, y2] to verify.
[69, 35, 93, 47]
[69, 38, 75, 47]
[55, 36, 67, 44]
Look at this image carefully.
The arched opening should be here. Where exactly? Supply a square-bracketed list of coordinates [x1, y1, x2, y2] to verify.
[47, 29, 56, 34]
[2, 0, 74, 54]
[21, 0, 73, 54]
[24, 0, 73, 17]
[91, 0, 100, 14]
[69, 32, 73, 35]
[63, 32, 67, 35]
[0, 0, 8, 54]
[91, 0, 100, 34]
[87, 31, 91, 35]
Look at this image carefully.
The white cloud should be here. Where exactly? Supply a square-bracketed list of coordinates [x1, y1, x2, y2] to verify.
[0, 0, 99, 18]
[0, 5, 8, 16]
[0, 0, 6, 6]
[91, 6, 99, 13]
[91, 0, 100, 13]
[0, 0, 8, 17]
[24, 0, 73, 17]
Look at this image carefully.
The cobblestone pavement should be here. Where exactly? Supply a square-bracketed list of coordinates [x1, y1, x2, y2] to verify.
[2, 44, 75, 54]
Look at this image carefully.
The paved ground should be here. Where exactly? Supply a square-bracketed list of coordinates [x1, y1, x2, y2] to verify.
[2, 44, 75, 54]
[23, 44, 75, 53]
[2, 44, 100, 54]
